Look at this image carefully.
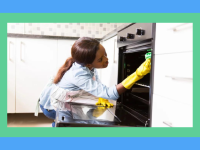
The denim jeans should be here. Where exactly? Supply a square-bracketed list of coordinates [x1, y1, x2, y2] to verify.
[40, 104, 56, 127]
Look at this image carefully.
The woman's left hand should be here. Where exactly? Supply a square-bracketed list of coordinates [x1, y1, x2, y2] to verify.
[96, 97, 113, 107]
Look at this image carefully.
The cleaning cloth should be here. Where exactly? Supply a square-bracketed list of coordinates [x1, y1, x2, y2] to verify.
[145, 49, 151, 60]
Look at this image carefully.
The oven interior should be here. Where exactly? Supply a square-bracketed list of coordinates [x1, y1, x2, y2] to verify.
[118, 44, 152, 127]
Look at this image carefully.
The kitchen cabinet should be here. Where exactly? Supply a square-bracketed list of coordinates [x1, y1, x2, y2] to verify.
[7, 38, 16, 113]
[155, 23, 193, 54]
[15, 38, 57, 113]
[152, 94, 193, 127]
[100, 36, 118, 87]
[7, 37, 76, 113]
[57, 39, 75, 70]
[7, 37, 59, 113]
[152, 23, 193, 127]
[153, 52, 193, 105]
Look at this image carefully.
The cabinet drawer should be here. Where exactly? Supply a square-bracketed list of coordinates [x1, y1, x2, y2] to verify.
[155, 23, 193, 54]
[152, 94, 193, 127]
[154, 52, 193, 105]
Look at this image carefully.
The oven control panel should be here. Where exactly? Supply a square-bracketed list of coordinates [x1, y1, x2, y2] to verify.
[136, 29, 145, 35]
[117, 23, 154, 48]
[127, 33, 134, 39]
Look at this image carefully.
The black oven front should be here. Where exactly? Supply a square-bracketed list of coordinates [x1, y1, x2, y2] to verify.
[117, 23, 156, 127]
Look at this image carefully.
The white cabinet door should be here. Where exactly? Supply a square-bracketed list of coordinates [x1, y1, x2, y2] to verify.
[100, 36, 118, 87]
[153, 52, 193, 106]
[57, 39, 75, 70]
[15, 38, 57, 113]
[7, 38, 16, 113]
[152, 94, 193, 127]
[155, 23, 193, 54]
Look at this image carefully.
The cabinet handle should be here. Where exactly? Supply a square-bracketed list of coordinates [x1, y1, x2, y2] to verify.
[9, 41, 12, 61]
[172, 23, 192, 32]
[113, 39, 116, 63]
[9, 41, 15, 61]
[165, 75, 193, 81]
[163, 121, 173, 127]
[20, 42, 25, 61]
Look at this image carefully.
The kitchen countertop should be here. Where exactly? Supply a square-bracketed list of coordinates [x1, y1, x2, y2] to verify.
[7, 33, 100, 40]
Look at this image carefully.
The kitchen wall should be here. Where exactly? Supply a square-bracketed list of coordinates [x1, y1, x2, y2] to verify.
[7, 23, 124, 38]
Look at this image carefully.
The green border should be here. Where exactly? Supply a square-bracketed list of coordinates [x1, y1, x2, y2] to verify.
[0, 13, 197, 137]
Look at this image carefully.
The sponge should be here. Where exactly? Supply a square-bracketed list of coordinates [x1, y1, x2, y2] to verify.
[145, 49, 151, 60]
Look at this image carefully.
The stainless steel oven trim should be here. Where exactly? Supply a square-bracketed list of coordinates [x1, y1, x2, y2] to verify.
[124, 46, 152, 53]
[125, 41, 152, 49]
[149, 23, 156, 127]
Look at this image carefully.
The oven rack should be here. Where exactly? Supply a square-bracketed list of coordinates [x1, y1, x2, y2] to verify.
[122, 104, 148, 124]
[129, 93, 149, 105]
[135, 83, 150, 88]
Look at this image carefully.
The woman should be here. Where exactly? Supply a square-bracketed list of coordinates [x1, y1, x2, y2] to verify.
[39, 37, 151, 127]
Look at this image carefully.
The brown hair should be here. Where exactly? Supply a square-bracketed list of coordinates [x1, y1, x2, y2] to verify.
[54, 37, 100, 84]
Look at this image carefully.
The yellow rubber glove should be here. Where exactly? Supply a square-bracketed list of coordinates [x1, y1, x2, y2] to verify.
[96, 97, 114, 107]
[122, 59, 151, 89]
[92, 106, 106, 118]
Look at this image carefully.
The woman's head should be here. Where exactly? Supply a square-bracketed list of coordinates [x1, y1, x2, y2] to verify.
[72, 37, 108, 69]
[54, 37, 108, 84]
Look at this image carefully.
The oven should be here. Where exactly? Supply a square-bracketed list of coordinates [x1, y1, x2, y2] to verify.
[117, 23, 156, 127]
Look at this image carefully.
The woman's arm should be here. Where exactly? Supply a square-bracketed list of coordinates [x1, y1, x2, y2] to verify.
[119, 59, 151, 90]
[95, 69, 126, 95]
[73, 68, 119, 100]
[116, 83, 127, 95]
[73, 59, 151, 100]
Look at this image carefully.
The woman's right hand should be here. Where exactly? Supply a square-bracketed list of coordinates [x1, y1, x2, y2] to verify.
[121, 59, 151, 90]
[136, 58, 151, 77]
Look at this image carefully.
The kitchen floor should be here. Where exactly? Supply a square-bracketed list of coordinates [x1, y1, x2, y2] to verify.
[7, 113, 53, 127]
